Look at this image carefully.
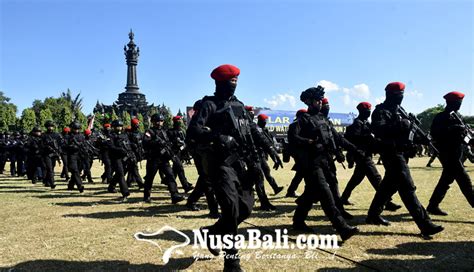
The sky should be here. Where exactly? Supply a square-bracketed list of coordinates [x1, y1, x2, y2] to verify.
[1, 0, 473, 117]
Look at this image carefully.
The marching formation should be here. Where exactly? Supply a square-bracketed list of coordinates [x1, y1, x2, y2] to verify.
[1, 64, 473, 272]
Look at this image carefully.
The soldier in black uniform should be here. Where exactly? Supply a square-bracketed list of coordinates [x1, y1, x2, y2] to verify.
[42, 120, 61, 188]
[427, 91, 474, 215]
[255, 114, 284, 195]
[98, 123, 113, 184]
[26, 126, 44, 183]
[143, 114, 184, 204]
[366, 82, 443, 236]
[14, 131, 27, 177]
[107, 120, 131, 201]
[0, 132, 9, 174]
[341, 102, 401, 211]
[126, 118, 144, 188]
[185, 99, 220, 218]
[168, 116, 194, 192]
[66, 122, 85, 193]
[8, 131, 19, 176]
[285, 109, 307, 198]
[189, 64, 277, 271]
[292, 86, 358, 239]
[60, 127, 70, 180]
[81, 129, 96, 183]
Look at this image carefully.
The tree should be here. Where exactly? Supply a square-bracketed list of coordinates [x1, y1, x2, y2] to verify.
[57, 107, 73, 130]
[416, 104, 445, 132]
[39, 108, 53, 129]
[0, 92, 17, 131]
[20, 108, 37, 132]
[60, 88, 83, 120]
[122, 111, 131, 127]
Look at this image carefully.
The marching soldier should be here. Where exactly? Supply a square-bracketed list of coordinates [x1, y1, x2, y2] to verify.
[255, 114, 284, 195]
[291, 86, 358, 239]
[14, 130, 27, 177]
[366, 82, 443, 236]
[168, 115, 194, 192]
[143, 114, 184, 204]
[81, 129, 95, 183]
[126, 118, 144, 188]
[341, 102, 401, 211]
[60, 127, 70, 180]
[98, 123, 113, 184]
[427, 91, 474, 215]
[285, 109, 307, 198]
[26, 127, 44, 183]
[0, 132, 9, 174]
[107, 120, 131, 201]
[185, 99, 220, 218]
[66, 122, 85, 193]
[188, 64, 273, 271]
[42, 120, 61, 188]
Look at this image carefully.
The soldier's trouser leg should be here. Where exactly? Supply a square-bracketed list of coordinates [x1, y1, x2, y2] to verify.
[294, 167, 349, 232]
[101, 154, 112, 183]
[173, 158, 191, 188]
[208, 164, 254, 266]
[427, 154, 437, 166]
[430, 157, 474, 208]
[144, 159, 159, 200]
[253, 164, 271, 207]
[43, 156, 55, 187]
[17, 155, 25, 176]
[369, 154, 431, 230]
[341, 161, 366, 200]
[61, 154, 69, 178]
[260, 159, 279, 192]
[126, 161, 143, 187]
[110, 160, 129, 197]
[159, 162, 180, 198]
[82, 157, 92, 182]
[9, 154, 16, 176]
[287, 170, 304, 194]
[68, 156, 83, 190]
[188, 155, 218, 213]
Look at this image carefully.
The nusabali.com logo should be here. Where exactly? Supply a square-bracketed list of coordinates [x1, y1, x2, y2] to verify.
[134, 225, 339, 264]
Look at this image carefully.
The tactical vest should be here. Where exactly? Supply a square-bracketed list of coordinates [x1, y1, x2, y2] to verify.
[299, 113, 336, 155]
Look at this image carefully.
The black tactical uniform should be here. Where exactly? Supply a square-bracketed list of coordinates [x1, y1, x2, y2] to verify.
[82, 130, 97, 183]
[168, 119, 194, 192]
[341, 104, 401, 211]
[66, 122, 85, 193]
[42, 120, 61, 188]
[366, 82, 443, 236]
[185, 100, 220, 218]
[59, 128, 70, 180]
[253, 113, 284, 210]
[143, 114, 184, 204]
[98, 125, 113, 184]
[285, 110, 307, 197]
[26, 127, 44, 183]
[14, 131, 27, 177]
[0, 132, 9, 174]
[107, 120, 131, 200]
[427, 92, 474, 215]
[291, 87, 358, 240]
[126, 120, 144, 188]
[188, 64, 256, 271]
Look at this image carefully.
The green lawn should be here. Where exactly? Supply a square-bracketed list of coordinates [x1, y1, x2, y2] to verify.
[0, 156, 473, 271]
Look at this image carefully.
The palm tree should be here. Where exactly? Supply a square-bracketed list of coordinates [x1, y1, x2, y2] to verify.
[61, 88, 83, 120]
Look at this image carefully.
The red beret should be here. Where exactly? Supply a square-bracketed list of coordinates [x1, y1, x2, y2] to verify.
[257, 114, 269, 121]
[63, 127, 70, 133]
[357, 102, 372, 111]
[443, 91, 465, 102]
[131, 118, 140, 125]
[385, 82, 405, 94]
[172, 116, 182, 122]
[103, 123, 111, 128]
[322, 98, 329, 105]
[244, 105, 254, 111]
[297, 109, 307, 114]
[125, 126, 132, 131]
[211, 64, 240, 81]
[84, 129, 92, 136]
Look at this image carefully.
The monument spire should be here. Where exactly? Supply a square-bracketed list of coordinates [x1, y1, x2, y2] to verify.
[124, 29, 140, 93]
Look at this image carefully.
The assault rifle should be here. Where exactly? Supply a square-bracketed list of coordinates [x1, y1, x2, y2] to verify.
[398, 106, 439, 155]
[450, 111, 473, 145]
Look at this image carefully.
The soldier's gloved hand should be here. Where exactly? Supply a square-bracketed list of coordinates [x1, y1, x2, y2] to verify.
[400, 119, 411, 130]
[450, 124, 466, 134]
[335, 151, 345, 163]
[218, 135, 238, 150]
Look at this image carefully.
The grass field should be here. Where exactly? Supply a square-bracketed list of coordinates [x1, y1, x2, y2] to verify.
[0, 156, 473, 271]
